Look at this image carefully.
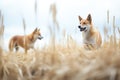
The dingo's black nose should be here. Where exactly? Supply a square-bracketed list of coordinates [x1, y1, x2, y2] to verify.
[78, 25, 86, 32]
[78, 26, 81, 29]
[38, 36, 43, 40]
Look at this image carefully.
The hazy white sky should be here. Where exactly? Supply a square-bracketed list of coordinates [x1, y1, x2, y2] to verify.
[0, 0, 120, 50]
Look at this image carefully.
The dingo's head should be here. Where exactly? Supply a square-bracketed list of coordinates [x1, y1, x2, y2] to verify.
[33, 28, 43, 40]
[78, 14, 92, 32]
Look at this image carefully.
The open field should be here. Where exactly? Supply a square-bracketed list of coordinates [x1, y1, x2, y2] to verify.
[0, 3, 120, 80]
[0, 22, 120, 80]
[0, 32, 120, 80]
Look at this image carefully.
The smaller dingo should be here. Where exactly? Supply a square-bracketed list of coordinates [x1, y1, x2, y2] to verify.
[9, 28, 43, 52]
[78, 14, 102, 49]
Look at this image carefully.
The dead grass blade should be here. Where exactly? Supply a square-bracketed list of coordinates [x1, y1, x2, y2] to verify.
[22, 18, 27, 53]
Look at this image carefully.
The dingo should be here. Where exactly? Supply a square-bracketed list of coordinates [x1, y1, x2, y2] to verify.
[78, 14, 102, 49]
[9, 28, 43, 52]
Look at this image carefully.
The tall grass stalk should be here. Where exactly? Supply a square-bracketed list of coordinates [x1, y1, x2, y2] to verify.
[22, 18, 27, 53]
[113, 16, 116, 49]
[0, 10, 5, 80]
[49, 3, 59, 51]
[118, 27, 120, 48]
[107, 10, 109, 24]
[0, 10, 4, 54]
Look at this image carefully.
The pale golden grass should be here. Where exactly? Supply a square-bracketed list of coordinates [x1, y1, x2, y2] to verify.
[0, 39, 120, 80]
[0, 5, 120, 80]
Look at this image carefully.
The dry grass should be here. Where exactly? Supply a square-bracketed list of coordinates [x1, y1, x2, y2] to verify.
[0, 4, 120, 80]
[0, 37, 120, 80]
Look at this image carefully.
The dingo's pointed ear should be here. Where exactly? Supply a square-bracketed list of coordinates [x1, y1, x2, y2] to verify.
[87, 14, 92, 23]
[78, 16, 82, 21]
[33, 28, 37, 33]
[38, 28, 40, 31]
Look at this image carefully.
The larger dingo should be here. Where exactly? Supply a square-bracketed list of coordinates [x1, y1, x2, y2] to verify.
[78, 14, 102, 49]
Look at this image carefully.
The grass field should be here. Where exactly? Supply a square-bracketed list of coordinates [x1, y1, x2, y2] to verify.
[0, 5, 120, 80]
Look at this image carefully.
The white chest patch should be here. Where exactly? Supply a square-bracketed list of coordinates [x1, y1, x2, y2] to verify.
[82, 27, 97, 45]
[28, 43, 34, 49]
[83, 37, 95, 44]
[82, 31, 96, 45]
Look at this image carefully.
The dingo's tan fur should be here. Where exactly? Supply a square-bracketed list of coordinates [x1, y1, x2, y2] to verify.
[78, 14, 102, 49]
[9, 28, 43, 52]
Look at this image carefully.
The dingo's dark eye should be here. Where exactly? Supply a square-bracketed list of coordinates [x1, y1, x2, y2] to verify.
[83, 22, 86, 24]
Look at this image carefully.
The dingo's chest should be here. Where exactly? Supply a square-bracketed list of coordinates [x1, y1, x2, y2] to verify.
[27, 43, 34, 49]
[83, 36, 95, 44]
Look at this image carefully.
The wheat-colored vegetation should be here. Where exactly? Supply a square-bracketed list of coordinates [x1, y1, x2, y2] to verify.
[0, 3, 120, 80]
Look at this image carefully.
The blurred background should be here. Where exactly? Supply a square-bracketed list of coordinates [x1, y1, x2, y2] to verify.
[0, 0, 120, 51]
